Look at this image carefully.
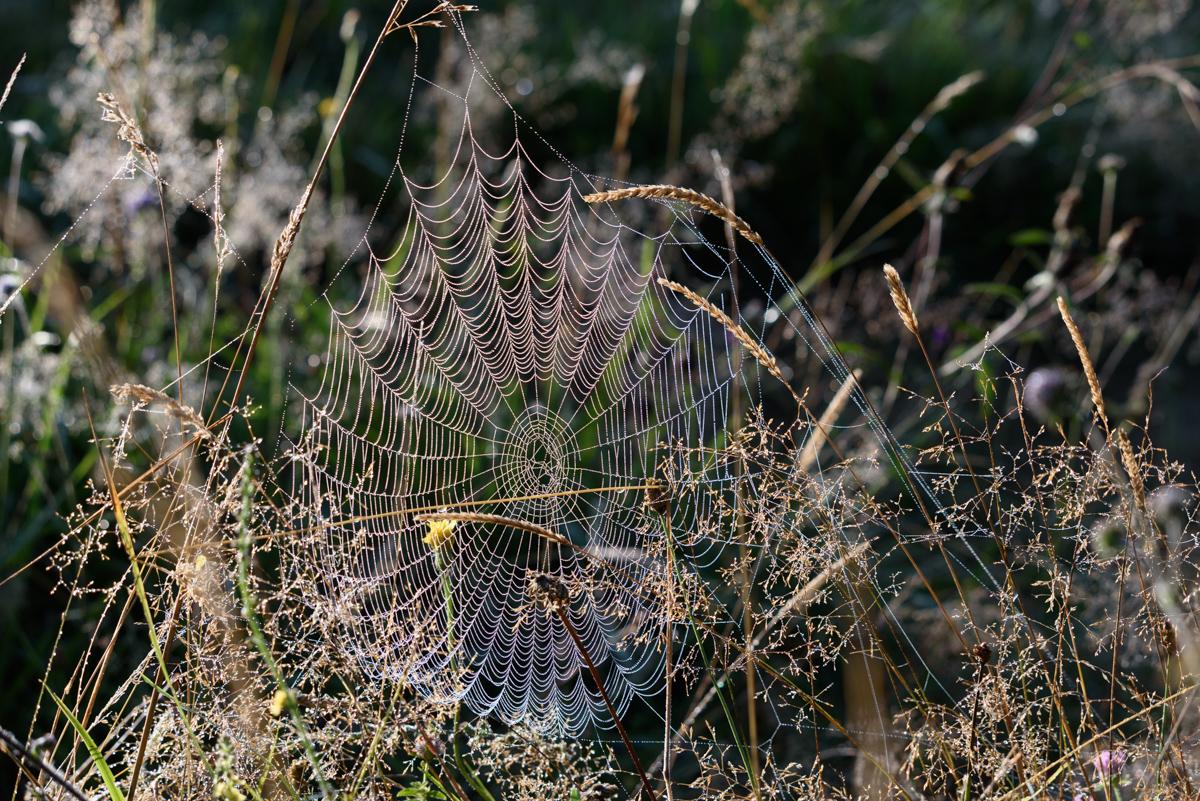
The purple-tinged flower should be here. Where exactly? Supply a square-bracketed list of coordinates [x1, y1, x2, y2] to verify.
[123, 188, 158, 218]
[1023, 367, 1070, 424]
[1091, 748, 1127, 778]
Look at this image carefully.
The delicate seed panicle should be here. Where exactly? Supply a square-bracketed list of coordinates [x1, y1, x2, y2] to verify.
[97, 92, 159, 174]
[111, 383, 211, 438]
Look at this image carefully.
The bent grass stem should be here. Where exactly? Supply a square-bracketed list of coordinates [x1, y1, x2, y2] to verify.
[555, 605, 658, 801]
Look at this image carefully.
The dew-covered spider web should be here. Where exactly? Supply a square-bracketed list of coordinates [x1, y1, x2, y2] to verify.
[8, 5, 1200, 800]
[279, 7, 1000, 750]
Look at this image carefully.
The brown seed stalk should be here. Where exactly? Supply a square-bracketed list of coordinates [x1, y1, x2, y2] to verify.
[555, 604, 658, 801]
[656, 278, 796, 403]
[883, 263, 919, 336]
[584, 184, 764, 247]
[1117, 431, 1146, 513]
[1056, 296, 1109, 432]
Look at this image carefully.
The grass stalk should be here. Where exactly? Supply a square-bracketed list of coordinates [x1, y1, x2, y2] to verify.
[233, 450, 332, 799]
[0, 724, 89, 801]
[555, 604, 658, 801]
[46, 688, 125, 801]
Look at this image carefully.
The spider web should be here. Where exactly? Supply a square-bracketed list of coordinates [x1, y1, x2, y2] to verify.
[291, 106, 745, 736]
[7, 8, 1199, 800]
[280, 8, 995, 744]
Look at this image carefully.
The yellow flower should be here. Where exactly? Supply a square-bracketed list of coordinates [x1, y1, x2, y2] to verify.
[214, 780, 246, 801]
[423, 518, 456, 549]
[269, 688, 289, 717]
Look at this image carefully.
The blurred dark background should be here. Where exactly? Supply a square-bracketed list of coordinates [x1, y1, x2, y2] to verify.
[3, 1, 1199, 274]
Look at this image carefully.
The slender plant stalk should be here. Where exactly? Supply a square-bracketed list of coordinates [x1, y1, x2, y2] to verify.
[87, 396, 174, 694]
[665, 0, 699, 168]
[210, 0, 412, 426]
[795, 55, 1200, 297]
[262, 0, 300, 110]
[0, 424, 223, 592]
[556, 605, 659, 801]
[888, 268, 1097, 787]
[611, 64, 645, 183]
[810, 72, 982, 274]
[45, 689, 126, 801]
[710, 148, 762, 793]
[682, 611, 760, 799]
[126, 591, 183, 801]
[431, 539, 498, 801]
[661, 510, 676, 801]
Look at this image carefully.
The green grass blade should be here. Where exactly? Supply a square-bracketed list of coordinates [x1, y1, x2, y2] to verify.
[46, 687, 127, 801]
